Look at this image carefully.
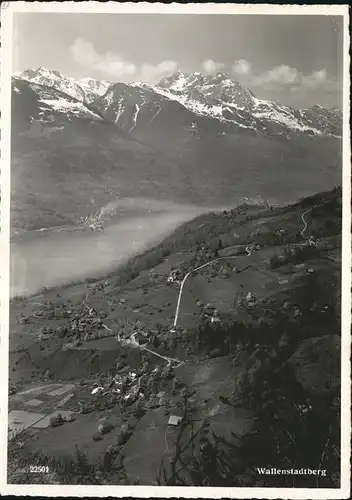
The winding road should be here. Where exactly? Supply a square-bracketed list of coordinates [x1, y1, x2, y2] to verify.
[172, 205, 316, 328]
[83, 290, 184, 367]
[173, 245, 252, 328]
[172, 252, 252, 328]
[300, 208, 313, 238]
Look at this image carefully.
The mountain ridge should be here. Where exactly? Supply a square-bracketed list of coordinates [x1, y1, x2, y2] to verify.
[13, 67, 342, 138]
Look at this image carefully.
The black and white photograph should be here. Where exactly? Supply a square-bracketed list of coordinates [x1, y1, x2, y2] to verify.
[0, 2, 350, 497]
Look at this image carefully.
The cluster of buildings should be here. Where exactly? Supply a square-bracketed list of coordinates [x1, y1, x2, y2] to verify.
[167, 269, 182, 284]
[236, 287, 257, 309]
[201, 303, 221, 324]
[90, 370, 144, 405]
[122, 331, 148, 348]
[79, 212, 104, 231]
[69, 311, 104, 338]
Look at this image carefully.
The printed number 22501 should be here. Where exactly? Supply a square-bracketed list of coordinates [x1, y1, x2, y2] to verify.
[29, 465, 49, 473]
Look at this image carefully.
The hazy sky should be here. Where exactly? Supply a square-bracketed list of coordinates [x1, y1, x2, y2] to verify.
[13, 13, 343, 108]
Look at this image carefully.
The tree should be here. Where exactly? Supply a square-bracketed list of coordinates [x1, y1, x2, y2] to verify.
[50, 413, 64, 427]
[269, 253, 282, 269]
[102, 445, 117, 472]
[133, 400, 146, 419]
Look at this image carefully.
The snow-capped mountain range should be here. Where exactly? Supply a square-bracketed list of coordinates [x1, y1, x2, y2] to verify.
[12, 67, 342, 138]
[11, 67, 342, 233]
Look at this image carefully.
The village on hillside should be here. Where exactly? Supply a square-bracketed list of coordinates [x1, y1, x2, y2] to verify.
[8, 187, 342, 487]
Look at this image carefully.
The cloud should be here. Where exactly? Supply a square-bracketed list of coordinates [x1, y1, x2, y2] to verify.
[202, 59, 225, 74]
[232, 59, 251, 76]
[70, 38, 137, 78]
[251, 64, 299, 89]
[301, 70, 340, 94]
[301, 69, 329, 88]
[70, 38, 178, 84]
[251, 64, 339, 94]
[140, 60, 178, 84]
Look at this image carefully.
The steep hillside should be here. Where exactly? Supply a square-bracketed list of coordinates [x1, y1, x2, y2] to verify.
[93, 81, 203, 146]
[9, 187, 341, 487]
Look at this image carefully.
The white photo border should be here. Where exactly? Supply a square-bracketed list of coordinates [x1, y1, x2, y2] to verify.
[0, 3, 350, 498]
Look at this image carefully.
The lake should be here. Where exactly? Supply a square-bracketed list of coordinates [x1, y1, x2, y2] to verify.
[10, 203, 208, 298]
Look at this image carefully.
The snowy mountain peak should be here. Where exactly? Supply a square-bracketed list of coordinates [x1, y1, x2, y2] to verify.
[15, 67, 112, 104]
[158, 70, 246, 92]
[205, 71, 231, 82]
[21, 67, 64, 81]
[154, 70, 256, 115]
[78, 77, 111, 97]
[157, 71, 191, 92]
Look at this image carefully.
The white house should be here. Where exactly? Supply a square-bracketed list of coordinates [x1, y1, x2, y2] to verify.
[168, 415, 183, 426]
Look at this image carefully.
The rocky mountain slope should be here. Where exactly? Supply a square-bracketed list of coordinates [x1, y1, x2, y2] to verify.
[11, 68, 342, 232]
